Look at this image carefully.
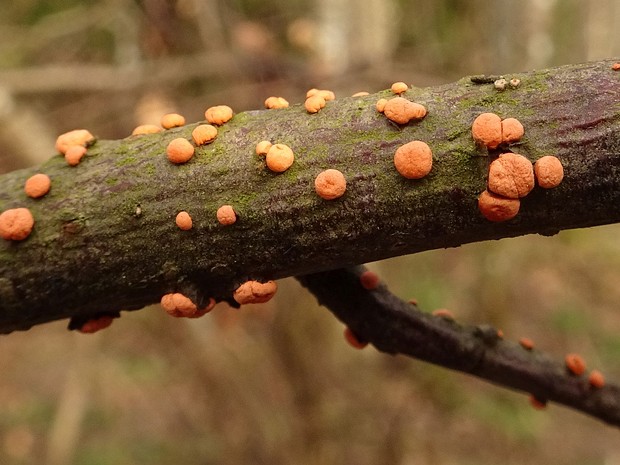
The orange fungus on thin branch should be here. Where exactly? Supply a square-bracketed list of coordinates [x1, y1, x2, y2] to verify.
[216, 205, 237, 225]
[255, 140, 272, 156]
[175, 211, 193, 230]
[233, 280, 278, 305]
[160, 293, 212, 318]
[266, 143, 294, 172]
[132, 124, 162, 135]
[472, 113, 502, 149]
[0, 208, 35, 241]
[65, 145, 87, 166]
[24, 173, 51, 198]
[314, 169, 346, 200]
[78, 316, 115, 334]
[166, 138, 195, 164]
[264, 96, 289, 109]
[359, 270, 379, 290]
[55, 129, 95, 154]
[192, 124, 218, 145]
[565, 353, 586, 376]
[534, 155, 564, 188]
[205, 105, 234, 125]
[383, 97, 427, 124]
[161, 113, 186, 129]
[488, 153, 535, 199]
[390, 81, 409, 94]
[478, 190, 520, 222]
[344, 327, 368, 349]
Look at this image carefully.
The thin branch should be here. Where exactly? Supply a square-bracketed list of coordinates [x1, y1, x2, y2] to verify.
[297, 266, 620, 428]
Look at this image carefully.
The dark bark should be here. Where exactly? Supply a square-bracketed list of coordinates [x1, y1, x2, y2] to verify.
[297, 266, 620, 428]
[0, 59, 619, 333]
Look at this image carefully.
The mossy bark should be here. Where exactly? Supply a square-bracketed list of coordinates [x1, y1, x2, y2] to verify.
[1, 60, 619, 333]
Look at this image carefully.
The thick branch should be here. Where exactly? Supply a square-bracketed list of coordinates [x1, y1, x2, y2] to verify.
[297, 267, 620, 427]
[1, 60, 620, 333]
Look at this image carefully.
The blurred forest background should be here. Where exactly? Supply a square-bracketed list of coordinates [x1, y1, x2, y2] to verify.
[1, 1, 620, 464]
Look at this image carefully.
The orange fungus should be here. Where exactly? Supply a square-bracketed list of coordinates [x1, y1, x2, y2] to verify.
[24, 173, 51, 198]
[160, 113, 186, 129]
[383, 97, 427, 124]
[565, 353, 586, 376]
[344, 327, 368, 349]
[501, 117, 525, 144]
[264, 96, 289, 109]
[612, 62, 620, 71]
[472, 113, 502, 149]
[205, 105, 234, 125]
[175, 211, 193, 230]
[0, 208, 35, 241]
[166, 138, 195, 164]
[255, 140, 272, 156]
[192, 124, 218, 145]
[534, 155, 564, 189]
[529, 395, 547, 410]
[432, 309, 455, 319]
[488, 153, 535, 199]
[519, 337, 534, 350]
[216, 205, 237, 225]
[132, 124, 162, 135]
[390, 81, 409, 94]
[359, 270, 380, 290]
[161, 293, 210, 318]
[314, 169, 346, 200]
[376, 98, 388, 113]
[65, 145, 87, 166]
[266, 143, 294, 172]
[55, 129, 95, 154]
[305, 95, 326, 114]
[588, 370, 605, 388]
[394, 140, 433, 179]
[352, 91, 370, 97]
[233, 280, 278, 305]
[478, 190, 520, 222]
[79, 316, 115, 334]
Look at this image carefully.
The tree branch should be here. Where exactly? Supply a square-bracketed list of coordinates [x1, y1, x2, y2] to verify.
[1, 59, 619, 333]
[297, 266, 620, 428]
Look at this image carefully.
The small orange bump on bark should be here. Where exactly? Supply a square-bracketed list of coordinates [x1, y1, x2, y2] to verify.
[78, 316, 115, 334]
[166, 138, 195, 164]
[565, 353, 586, 376]
[534, 155, 564, 189]
[408, 298, 419, 306]
[588, 370, 605, 388]
[394, 140, 433, 179]
[55, 129, 95, 154]
[390, 81, 409, 94]
[383, 97, 427, 124]
[24, 173, 51, 198]
[161, 293, 208, 318]
[529, 395, 547, 410]
[161, 113, 186, 129]
[496, 329, 504, 339]
[216, 205, 237, 225]
[352, 91, 370, 97]
[501, 117, 525, 144]
[472, 113, 502, 149]
[132, 124, 162, 135]
[175, 211, 193, 230]
[65, 145, 87, 166]
[233, 280, 278, 305]
[432, 308, 454, 319]
[488, 153, 535, 199]
[375, 98, 388, 113]
[612, 62, 620, 71]
[0, 208, 35, 241]
[478, 190, 520, 222]
[192, 124, 218, 145]
[519, 337, 534, 350]
[509, 78, 521, 88]
[205, 105, 234, 125]
[359, 270, 380, 290]
[305, 95, 326, 113]
[266, 143, 294, 172]
[314, 169, 346, 200]
[344, 327, 368, 349]
[307, 88, 335, 101]
[255, 140, 272, 156]
[264, 96, 289, 109]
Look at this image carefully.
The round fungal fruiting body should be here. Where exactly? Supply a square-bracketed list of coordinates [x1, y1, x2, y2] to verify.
[509, 78, 521, 88]
[266, 143, 294, 172]
[478, 190, 520, 222]
[314, 169, 346, 200]
[24, 173, 51, 198]
[488, 153, 535, 199]
[612, 62, 620, 71]
[175, 211, 193, 230]
[472, 113, 502, 149]
[494, 78, 507, 90]
[264, 96, 289, 109]
[55, 129, 95, 154]
[205, 105, 234, 125]
[0, 208, 35, 241]
[501, 118, 524, 144]
[161, 293, 211, 318]
[394, 140, 433, 179]
[255, 140, 272, 156]
[375, 98, 388, 113]
[534, 155, 564, 189]
[192, 124, 218, 145]
[391, 81, 409, 94]
[565, 353, 586, 376]
[306, 89, 335, 101]
[79, 315, 115, 334]
[344, 327, 368, 349]
[132, 124, 162, 135]
[383, 97, 427, 124]
[305, 95, 326, 114]
[161, 113, 186, 129]
[432, 309, 454, 320]
[233, 280, 278, 305]
[519, 337, 534, 350]
[166, 138, 195, 164]
[588, 370, 605, 388]
[216, 205, 236, 225]
[65, 145, 87, 166]
[529, 395, 547, 410]
[359, 270, 379, 290]
[352, 91, 370, 97]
